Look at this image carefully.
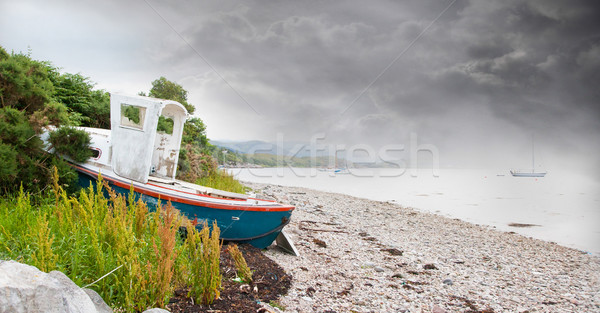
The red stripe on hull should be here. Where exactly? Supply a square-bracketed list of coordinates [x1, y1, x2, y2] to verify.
[73, 164, 294, 212]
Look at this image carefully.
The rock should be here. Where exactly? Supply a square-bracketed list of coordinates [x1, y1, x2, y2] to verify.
[423, 263, 438, 270]
[374, 267, 385, 272]
[142, 309, 171, 313]
[258, 301, 283, 313]
[83, 288, 113, 313]
[381, 248, 404, 256]
[432, 304, 447, 313]
[0, 260, 98, 313]
[442, 279, 453, 285]
[240, 284, 252, 293]
[313, 238, 327, 248]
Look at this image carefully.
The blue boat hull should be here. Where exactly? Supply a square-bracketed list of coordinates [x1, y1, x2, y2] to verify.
[76, 169, 292, 249]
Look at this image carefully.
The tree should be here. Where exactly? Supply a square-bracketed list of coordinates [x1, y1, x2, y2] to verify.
[149, 76, 195, 114]
[146, 77, 217, 181]
[0, 47, 56, 113]
[182, 117, 209, 147]
[51, 73, 110, 129]
[146, 77, 210, 149]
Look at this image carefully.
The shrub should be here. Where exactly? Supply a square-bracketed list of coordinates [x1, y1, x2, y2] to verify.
[0, 107, 47, 193]
[195, 168, 247, 194]
[48, 126, 93, 162]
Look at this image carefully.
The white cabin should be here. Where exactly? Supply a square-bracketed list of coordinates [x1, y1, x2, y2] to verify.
[108, 93, 188, 184]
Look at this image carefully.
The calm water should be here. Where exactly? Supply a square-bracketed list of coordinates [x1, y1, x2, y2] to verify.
[229, 168, 600, 255]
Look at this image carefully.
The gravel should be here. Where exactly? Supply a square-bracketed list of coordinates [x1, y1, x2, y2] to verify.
[246, 182, 600, 313]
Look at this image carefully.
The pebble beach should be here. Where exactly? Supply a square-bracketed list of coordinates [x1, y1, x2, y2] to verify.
[246, 182, 600, 313]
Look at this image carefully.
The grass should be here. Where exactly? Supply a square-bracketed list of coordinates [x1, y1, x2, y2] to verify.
[0, 168, 222, 312]
[226, 244, 253, 283]
[195, 169, 247, 194]
[269, 300, 286, 311]
[185, 220, 222, 305]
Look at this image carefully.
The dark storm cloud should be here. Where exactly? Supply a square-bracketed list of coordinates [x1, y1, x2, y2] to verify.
[162, 2, 596, 116]
[137, 0, 599, 172]
[3, 0, 598, 172]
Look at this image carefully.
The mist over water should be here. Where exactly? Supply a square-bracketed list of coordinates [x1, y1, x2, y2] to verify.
[230, 168, 600, 256]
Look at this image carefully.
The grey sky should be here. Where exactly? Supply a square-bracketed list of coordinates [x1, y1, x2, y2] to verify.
[1, 0, 599, 174]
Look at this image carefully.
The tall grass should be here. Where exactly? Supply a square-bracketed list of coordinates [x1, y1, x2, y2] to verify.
[226, 244, 253, 283]
[195, 169, 247, 194]
[184, 220, 222, 305]
[0, 168, 222, 312]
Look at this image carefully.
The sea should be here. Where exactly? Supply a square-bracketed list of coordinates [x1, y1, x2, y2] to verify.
[229, 167, 600, 256]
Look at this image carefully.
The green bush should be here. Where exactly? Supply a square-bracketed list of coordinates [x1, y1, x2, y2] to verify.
[0, 47, 83, 194]
[157, 116, 174, 134]
[48, 126, 93, 163]
[50, 73, 110, 129]
[0, 107, 47, 193]
[0, 50, 56, 113]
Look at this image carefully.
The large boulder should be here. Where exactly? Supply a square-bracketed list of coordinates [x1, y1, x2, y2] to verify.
[0, 260, 110, 313]
[84, 288, 113, 313]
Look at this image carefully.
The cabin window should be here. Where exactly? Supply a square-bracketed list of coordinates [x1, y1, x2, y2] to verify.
[120, 104, 146, 129]
[90, 148, 101, 159]
[156, 116, 174, 135]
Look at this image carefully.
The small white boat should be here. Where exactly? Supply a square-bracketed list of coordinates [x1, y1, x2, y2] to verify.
[511, 134, 547, 177]
[510, 169, 546, 177]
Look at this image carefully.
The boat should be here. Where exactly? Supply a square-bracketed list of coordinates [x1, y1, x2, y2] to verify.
[318, 151, 349, 174]
[42, 93, 295, 249]
[510, 134, 547, 177]
[318, 168, 348, 173]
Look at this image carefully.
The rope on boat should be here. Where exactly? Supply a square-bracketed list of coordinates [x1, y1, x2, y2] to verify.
[83, 264, 124, 288]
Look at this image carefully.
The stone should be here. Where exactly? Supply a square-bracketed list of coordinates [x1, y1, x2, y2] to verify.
[374, 267, 385, 272]
[423, 263, 438, 270]
[381, 248, 404, 256]
[442, 279, 453, 285]
[142, 309, 171, 313]
[83, 288, 113, 313]
[0, 260, 98, 313]
[432, 304, 447, 313]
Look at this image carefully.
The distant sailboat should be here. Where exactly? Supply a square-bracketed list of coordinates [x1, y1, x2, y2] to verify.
[318, 150, 348, 174]
[511, 134, 547, 177]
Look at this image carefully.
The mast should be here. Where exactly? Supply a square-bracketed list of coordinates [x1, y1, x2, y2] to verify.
[531, 133, 535, 172]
